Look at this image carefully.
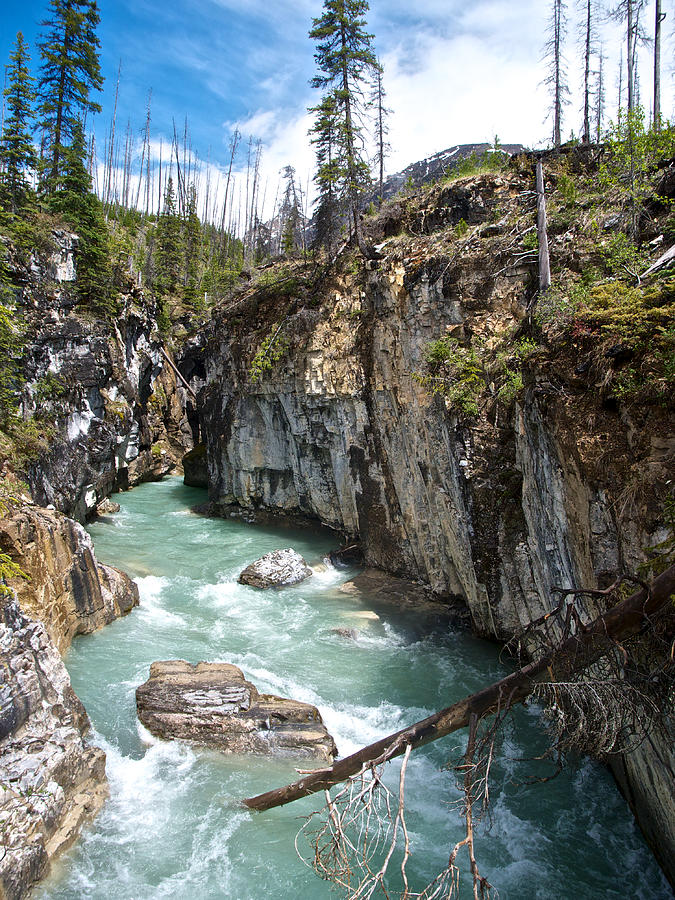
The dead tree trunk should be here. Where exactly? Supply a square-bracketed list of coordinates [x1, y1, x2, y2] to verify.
[654, 0, 665, 130]
[244, 564, 675, 812]
[536, 159, 551, 294]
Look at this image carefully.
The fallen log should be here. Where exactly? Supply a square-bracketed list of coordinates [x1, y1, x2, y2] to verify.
[244, 565, 675, 811]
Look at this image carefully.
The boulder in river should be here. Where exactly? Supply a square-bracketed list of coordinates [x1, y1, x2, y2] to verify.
[136, 660, 337, 761]
[96, 498, 121, 515]
[238, 548, 313, 589]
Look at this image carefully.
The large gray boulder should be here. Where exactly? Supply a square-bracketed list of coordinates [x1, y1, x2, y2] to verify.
[136, 660, 337, 761]
[238, 548, 313, 589]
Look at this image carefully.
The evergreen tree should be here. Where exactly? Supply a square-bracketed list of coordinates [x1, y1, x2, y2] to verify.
[309, 92, 341, 252]
[155, 177, 181, 295]
[0, 258, 23, 425]
[48, 119, 113, 315]
[183, 182, 203, 309]
[278, 165, 302, 255]
[0, 33, 37, 214]
[309, 0, 378, 254]
[37, 0, 103, 189]
[370, 61, 390, 201]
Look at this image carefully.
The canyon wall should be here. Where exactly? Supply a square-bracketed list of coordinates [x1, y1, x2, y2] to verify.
[197, 169, 674, 884]
[10, 230, 194, 522]
[0, 501, 139, 898]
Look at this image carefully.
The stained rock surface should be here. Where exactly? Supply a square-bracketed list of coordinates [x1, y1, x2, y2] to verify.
[0, 601, 107, 900]
[136, 660, 336, 761]
[0, 505, 138, 653]
[238, 548, 313, 589]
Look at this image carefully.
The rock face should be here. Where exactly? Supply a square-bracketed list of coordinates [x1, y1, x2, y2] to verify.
[238, 548, 313, 589]
[8, 228, 195, 522]
[136, 660, 337, 761]
[0, 600, 107, 900]
[96, 498, 120, 515]
[611, 731, 675, 885]
[0, 505, 138, 654]
[198, 165, 675, 885]
[182, 443, 208, 488]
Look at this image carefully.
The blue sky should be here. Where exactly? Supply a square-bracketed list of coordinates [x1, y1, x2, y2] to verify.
[2, 0, 674, 220]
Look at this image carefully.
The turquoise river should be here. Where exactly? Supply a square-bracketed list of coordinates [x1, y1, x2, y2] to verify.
[37, 478, 669, 899]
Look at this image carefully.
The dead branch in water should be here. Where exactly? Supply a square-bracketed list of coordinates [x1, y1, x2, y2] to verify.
[244, 564, 675, 813]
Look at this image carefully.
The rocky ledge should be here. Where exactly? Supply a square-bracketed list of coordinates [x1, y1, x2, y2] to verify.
[136, 660, 336, 761]
[238, 548, 313, 589]
[0, 600, 107, 900]
[0, 504, 139, 653]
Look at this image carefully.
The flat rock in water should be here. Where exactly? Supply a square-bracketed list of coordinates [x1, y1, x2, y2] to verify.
[136, 660, 337, 761]
[238, 548, 313, 589]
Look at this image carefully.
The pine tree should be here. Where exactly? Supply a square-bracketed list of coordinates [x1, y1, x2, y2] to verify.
[0, 33, 37, 213]
[371, 61, 390, 201]
[309, 91, 341, 252]
[0, 258, 23, 425]
[309, 0, 378, 254]
[183, 181, 203, 309]
[544, 0, 570, 147]
[278, 165, 301, 255]
[37, 0, 103, 189]
[155, 177, 181, 296]
[48, 119, 113, 315]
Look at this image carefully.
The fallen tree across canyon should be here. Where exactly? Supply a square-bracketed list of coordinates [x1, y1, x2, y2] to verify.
[244, 564, 675, 812]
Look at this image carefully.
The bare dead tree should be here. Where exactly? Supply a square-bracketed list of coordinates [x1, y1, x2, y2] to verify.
[536, 159, 551, 293]
[593, 43, 606, 141]
[610, 0, 648, 116]
[371, 61, 391, 201]
[578, 0, 598, 143]
[653, 0, 666, 129]
[245, 565, 675, 813]
[543, 0, 570, 147]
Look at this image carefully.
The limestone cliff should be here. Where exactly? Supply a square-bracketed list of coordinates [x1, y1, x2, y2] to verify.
[7, 229, 194, 522]
[195, 156, 674, 884]
[0, 504, 138, 653]
[0, 496, 141, 898]
[0, 599, 107, 900]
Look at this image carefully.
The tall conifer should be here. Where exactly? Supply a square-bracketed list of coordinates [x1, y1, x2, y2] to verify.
[0, 33, 37, 213]
[309, 0, 378, 254]
[37, 0, 103, 189]
[156, 177, 181, 295]
[48, 119, 112, 315]
[371, 61, 390, 202]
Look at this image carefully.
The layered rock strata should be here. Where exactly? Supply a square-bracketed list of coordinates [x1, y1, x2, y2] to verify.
[0, 600, 107, 900]
[198, 167, 674, 884]
[0, 504, 138, 654]
[9, 229, 194, 522]
[136, 660, 337, 761]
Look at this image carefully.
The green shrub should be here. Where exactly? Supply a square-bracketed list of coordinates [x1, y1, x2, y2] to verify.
[557, 173, 578, 205]
[522, 231, 538, 251]
[250, 325, 289, 382]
